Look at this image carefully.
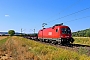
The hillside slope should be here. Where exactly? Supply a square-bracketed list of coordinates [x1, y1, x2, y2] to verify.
[72, 28, 90, 37]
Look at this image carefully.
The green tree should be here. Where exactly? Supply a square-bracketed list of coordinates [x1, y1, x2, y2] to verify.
[86, 30, 90, 37]
[72, 28, 90, 37]
[8, 30, 15, 36]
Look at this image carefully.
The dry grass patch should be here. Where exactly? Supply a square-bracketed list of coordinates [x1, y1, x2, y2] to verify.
[0, 36, 40, 60]
[0, 36, 8, 40]
[74, 37, 90, 45]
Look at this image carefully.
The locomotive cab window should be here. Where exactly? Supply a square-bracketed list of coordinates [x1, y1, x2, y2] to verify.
[61, 28, 71, 34]
[56, 29, 58, 32]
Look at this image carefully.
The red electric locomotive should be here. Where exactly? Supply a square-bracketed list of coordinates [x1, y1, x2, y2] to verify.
[38, 23, 74, 44]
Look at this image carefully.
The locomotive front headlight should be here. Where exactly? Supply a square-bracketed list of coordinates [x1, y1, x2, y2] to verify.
[65, 36, 69, 38]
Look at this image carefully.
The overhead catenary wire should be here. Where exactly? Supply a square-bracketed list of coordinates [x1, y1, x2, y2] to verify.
[34, 16, 90, 33]
[64, 16, 90, 23]
[47, 7, 90, 24]
[45, 0, 83, 21]
[34, 0, 83, 30]
[35, 6, 90, 32]
[35, 7, 90, 32]
[34, 7, 90, 32]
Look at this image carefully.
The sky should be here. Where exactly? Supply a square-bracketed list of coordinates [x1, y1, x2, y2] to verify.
[0, 0, 90, 33]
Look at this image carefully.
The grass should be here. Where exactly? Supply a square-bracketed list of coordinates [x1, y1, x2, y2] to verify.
[0, 36, 8, 40]
[1, 36, 90, 60]
[0, 36, 40, 60]
[16, 37, 90, 60]
[73, 37, 90, 56]
[0, 37, 9, 46]
[73, 37, 90, 45]
[78, 47, 88, 55]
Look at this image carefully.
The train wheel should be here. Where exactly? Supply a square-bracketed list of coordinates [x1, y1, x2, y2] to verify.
[57, 40, 61, 45]
[51, 41, 57, 45]
[48, 40, 52, 43]
[51, 41, 54, 44]
[45, 39, 49, 43]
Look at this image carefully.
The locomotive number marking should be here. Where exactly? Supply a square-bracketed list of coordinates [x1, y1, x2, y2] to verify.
[48, 32, 52, 35]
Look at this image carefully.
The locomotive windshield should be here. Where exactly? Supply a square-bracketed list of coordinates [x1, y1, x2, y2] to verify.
[61, 28, 71, 34]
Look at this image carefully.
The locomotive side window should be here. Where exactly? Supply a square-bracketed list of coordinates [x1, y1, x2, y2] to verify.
[61, 28, 71, 34]
[56, 29, 58, 32]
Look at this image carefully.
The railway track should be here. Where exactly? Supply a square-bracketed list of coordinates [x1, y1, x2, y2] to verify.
[25, 38, 90, 56]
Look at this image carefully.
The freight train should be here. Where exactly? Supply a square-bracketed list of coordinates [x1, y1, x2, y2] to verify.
[38, 23, 74, 44]
[25, 23, 74, 45]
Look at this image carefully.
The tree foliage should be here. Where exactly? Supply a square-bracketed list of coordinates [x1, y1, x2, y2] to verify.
[86, 30, 90, 37]
[8, 30, 15, 36]
[72, 28, 90, 37]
